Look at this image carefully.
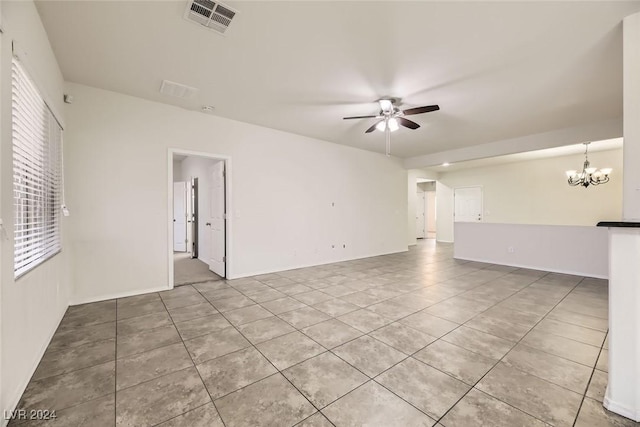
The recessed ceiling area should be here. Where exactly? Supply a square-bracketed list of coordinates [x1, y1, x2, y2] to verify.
[35, 1, 640, 158]
[425, 137, 623, 173]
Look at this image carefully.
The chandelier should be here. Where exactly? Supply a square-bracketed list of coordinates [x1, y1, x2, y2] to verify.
[565, 142, 612, 188]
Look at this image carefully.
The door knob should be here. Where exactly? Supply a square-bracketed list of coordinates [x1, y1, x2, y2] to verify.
[205, 222, 211, 226]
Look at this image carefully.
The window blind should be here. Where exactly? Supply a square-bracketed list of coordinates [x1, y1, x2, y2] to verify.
[12, 57, 62, 278]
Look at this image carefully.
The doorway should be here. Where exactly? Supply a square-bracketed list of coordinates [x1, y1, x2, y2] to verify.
[416, 191, 426, 239]
[169, 150, 231, 287]
[416, 179, 437, 240]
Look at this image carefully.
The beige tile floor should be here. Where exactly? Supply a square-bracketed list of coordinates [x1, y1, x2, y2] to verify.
[11, 241, 635, 427]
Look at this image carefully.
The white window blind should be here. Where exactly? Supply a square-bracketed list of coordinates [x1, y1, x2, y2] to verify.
[12, 57, 63, 278]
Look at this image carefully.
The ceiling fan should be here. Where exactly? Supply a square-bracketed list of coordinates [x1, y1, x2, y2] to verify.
[343, 98, 440, 156]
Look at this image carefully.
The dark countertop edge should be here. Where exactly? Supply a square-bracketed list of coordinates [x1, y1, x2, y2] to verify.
[597, 221, 640, 228]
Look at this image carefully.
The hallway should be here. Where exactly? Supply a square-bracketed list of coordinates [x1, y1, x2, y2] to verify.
[174, 253, 223, 286]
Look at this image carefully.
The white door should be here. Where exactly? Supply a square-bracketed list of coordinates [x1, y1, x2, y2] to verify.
[416, 192, 426, 239]
[208, 161, 226, 277]
[454, 187, 483, 222]
[173, 182, 188, 251]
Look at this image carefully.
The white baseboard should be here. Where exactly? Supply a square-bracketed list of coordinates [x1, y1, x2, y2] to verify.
[453, 255, 608, 279]
[69, 285, 171, 305]
[227, 248, 409, 280]
[3, 304, 68, 427]
[603, 396, 640, 421]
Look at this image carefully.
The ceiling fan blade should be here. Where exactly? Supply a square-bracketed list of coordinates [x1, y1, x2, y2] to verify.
[343, 115, 379, 120]
[398, 117, 420, 130]
[402, 105, 440, 116]
[365, 121, 383, 133]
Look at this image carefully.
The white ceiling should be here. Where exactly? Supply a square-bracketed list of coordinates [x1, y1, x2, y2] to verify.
[36, 1, 640, 158]
[427, 137, 623, 173]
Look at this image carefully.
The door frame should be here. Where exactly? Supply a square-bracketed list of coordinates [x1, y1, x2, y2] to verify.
[167, 148, 232, 289]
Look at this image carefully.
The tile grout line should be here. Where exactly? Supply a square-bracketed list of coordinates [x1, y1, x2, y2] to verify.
[157, 289, 230, 427]
[244, 266, 520, 422]
[28, 246, 606, 427]
[432, 276, 589, 426]
[571, 330, 609, 427]
[187, 285, 324, 426]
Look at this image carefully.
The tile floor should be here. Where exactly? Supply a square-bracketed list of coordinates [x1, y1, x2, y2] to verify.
[11, 241, 636, 426]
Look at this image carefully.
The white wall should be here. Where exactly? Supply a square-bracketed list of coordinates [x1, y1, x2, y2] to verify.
[454, 222, 608, 278]
[0, 1, 70, 421]
[407, 169, 437, 245]
[64, 83, 408, 303]
[177, 156, 221, 265]
[623, 12, 640, 221]
[436, 181, 454, 242]
[437, 149, 623, 238]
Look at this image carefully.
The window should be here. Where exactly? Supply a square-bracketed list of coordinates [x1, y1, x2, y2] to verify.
[12, 57, 63, 278]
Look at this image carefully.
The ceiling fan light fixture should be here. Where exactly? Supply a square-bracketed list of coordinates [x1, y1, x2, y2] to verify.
[376, 118, 399, 133]
[378, 99, 393, 112]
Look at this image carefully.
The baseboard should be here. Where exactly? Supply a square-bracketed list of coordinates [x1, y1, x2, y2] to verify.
[3, 303, 68, 427]
[227, 247, 409, 280]
[453, 255, 608, 280]
[69, 285, 171, 305]
[604, 396, 640, 421]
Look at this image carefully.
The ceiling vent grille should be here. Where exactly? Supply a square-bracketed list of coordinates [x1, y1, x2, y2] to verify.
[184, 0, 238, 35]
[159, 80, 199, 99]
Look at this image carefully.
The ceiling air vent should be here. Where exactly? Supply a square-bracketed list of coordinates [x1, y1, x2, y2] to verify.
[184, 0, 238, 35]
[159, 80, 199, 99]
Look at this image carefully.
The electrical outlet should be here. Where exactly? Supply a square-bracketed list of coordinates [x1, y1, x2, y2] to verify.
[507, 246, 515, 253]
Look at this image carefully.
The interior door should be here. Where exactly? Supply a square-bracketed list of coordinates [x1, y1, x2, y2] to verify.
[454, 186, 483, 222]
[416, 192, 426, 239]
[208, 161, 226, 277]
[173, 182, 188, 251]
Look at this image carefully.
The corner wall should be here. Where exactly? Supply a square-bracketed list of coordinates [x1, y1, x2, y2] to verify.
[64, 83, 408, 303]
[0, 1, 70, 421]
